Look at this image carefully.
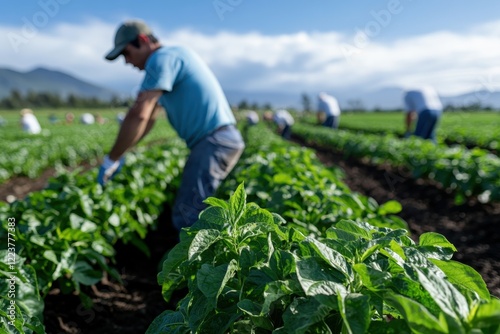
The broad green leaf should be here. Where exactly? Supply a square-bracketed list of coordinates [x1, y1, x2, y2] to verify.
[272, 173, 293, 184]
[470, 298, 500, 329]
[196, 206, 230, 230]
[198, 311, 242, 334]
[430, 259, 490, 302]
[303, 237, 352, 280]
[385, 292, 449, 334]
[203, 197, 229, 210]
[325, 228, 358, 242]
[413, 265, 469, 324]
[43, 250, 58, 265]
[158, 241, 190, 301]
[146, 310, 189, 334]
[79, 194, 93, 217]
[197, 260, 238, 308]
[188, 229, 220, 261]
[360, 244, 382, 263]
[388, 240, 406, 260]
[295, 257, 345, 298]
[229, 182, 246, 225]
[335, 220, 372, 240]
[353, 263, 392, 292]
[14, 265, 44, 321]
[91, 239, 115, 257]
[69, 213, 97, 233]
[71, 261, 102, 286]
[281, 297, 333, 334]
[268, 250, 295, 280]
[237, 299, 274, 330]
[419, 233, 457, 252]
[52, 248, 77, 281]
[107, 213, 120, 227]
[262, 280, 295, 315]
[378, 200, 402, 215]
[187, 293, 211, 333]
[337, 291, 370, 334]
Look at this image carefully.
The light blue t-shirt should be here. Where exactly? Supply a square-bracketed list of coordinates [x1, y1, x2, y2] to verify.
[140, 46, 235, 148]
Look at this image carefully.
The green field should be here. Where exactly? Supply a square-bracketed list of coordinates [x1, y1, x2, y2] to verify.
[0, 108, 172, 182]
[296, 111, 500, 149]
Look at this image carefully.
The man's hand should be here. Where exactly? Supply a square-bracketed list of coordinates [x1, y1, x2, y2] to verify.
[97, 155, 125, 186]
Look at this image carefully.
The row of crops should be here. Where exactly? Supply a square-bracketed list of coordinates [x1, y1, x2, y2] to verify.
[2, 121, 499, 333]
[0, 114, 172, 184]
[0, 132, 187, 333]
[292, 123, 500, 204]
[320, 112, 500, 151]
[1, 109, 498, 203]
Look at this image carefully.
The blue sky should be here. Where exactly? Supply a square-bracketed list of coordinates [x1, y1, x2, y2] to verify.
[2, 0, 500, 106]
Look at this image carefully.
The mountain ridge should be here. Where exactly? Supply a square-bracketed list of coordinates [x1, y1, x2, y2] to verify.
[1, 66, 499, 110]
[0, 66, 120, 101]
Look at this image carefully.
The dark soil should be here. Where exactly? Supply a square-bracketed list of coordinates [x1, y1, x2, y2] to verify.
[2, 138, 499, 333]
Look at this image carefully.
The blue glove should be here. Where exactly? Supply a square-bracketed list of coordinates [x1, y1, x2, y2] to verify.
[97, 155, 125, 186]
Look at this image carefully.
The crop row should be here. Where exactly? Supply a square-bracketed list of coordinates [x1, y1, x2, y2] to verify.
[148, 124, 500, 333]
[0, 121, 173, 184]
[292, 123, 500, 204]
[2, 122, 500, 333]
[0, 136, 187, 333]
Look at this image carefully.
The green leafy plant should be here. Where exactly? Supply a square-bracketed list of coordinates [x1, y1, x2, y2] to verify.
[149, 183, 500, 333]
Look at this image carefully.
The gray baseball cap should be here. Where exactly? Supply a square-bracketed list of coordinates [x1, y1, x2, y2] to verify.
[105, 20, 152, 61]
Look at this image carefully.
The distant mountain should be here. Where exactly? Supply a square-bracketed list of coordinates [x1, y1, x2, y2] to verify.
[0, 67, 120, 101]
[440, 89, 500, 109]
[1, 66, 498, 110]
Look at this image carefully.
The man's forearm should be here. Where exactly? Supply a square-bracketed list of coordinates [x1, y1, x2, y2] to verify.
[108, 112, 150, 161]
[405, 112, 415, 132]
[138, 104, 161, 143]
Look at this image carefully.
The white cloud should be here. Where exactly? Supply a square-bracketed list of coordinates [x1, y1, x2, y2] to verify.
[1, 18, 500, 98]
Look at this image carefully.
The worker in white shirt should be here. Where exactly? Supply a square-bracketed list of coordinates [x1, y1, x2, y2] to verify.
[80, 113, 95, 125]
[20, 108, 42, 134]
[317, 92, 341, 129]
[264, 109, 294, 139]
[403, 86, 443, 142]
[245, 110, 259, 126]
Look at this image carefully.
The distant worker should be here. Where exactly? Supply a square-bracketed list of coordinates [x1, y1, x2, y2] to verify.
[19, 108, 41, 134]
[0, 116, 7, 127]
[65, 112, 75, 125]
[95, 113, 106, 124]
[242, 110, 259, 139]
[403, 86, 443, 142]
[317, 92, 341, 129]
[264, 109, 294, 140]
[245, 110, 259, 125]
[49, 113, 58, 124]
[80, 113, 95, 125]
